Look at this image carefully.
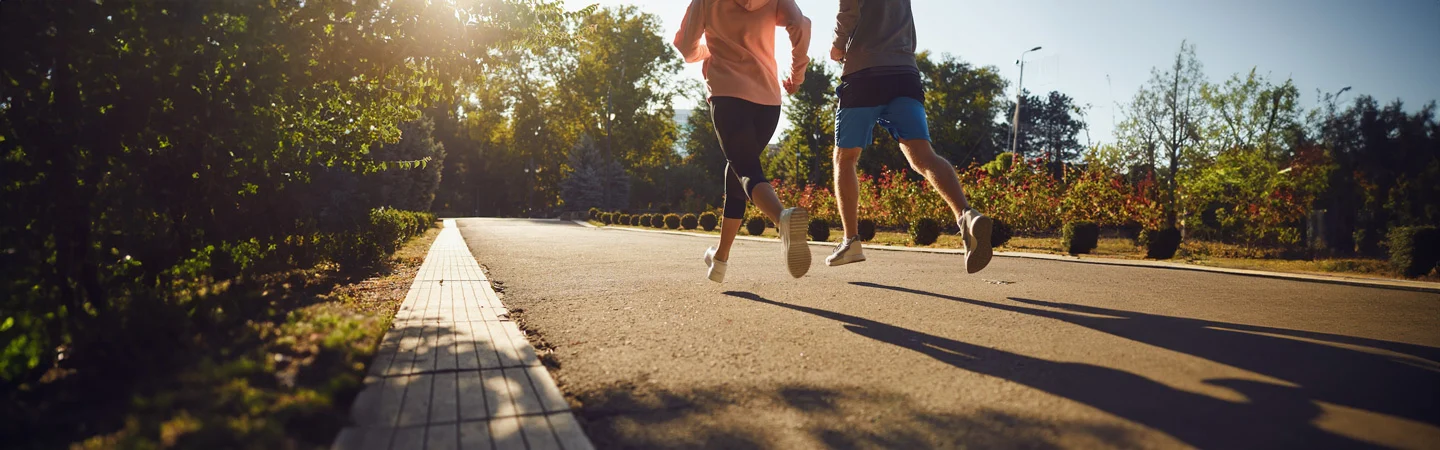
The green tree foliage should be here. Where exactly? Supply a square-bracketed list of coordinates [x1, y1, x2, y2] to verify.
[1201, 69, 1303, 158]
[1008, 90, 1087, 164]
[774, 62, 838, 186]
[561, 135, 630, 211]
[552, 6, 683, 207]
[0, 0, 573, 388]
[1116, 40, 1209, 227]
[1315, 97, 1440, 255]
[369, 117, 447, 212]
[918, 52, 1010, 166]
[432, 5, 683, 215]
[677, 87, 726, 207]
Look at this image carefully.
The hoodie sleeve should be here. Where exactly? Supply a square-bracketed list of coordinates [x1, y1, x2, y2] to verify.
[833, 0, 862, 51]
[673, 0, 710, 63]
[776, 0, 812, 82]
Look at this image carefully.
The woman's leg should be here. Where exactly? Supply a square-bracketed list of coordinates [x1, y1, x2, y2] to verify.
[714, 164, 747, 262]
[709, 96, 809, 278]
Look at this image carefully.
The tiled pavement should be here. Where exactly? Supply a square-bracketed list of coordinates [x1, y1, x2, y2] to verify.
[333, 220, 593, 450]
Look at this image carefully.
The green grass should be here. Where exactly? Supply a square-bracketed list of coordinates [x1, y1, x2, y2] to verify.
[592, 221, 1430, 281]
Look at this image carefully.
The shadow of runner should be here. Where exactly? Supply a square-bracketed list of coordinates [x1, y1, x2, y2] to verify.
[574, 379, 1138, 449]
[724, 290, 1382, 449]
[848, 282, 1440, 428]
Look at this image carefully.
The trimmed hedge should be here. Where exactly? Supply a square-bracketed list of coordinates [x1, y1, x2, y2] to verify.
[664, 214, 681, 230]
[745, 217, 766, 236]
[681, 214, 698, 230]
[330, 208, 437, 272]
[588, 207, 600, 221]
[699, 212, 718, 231]
[910, 218, 940, 246]
[1388, 226, 1439, 277]
[991, 218, 1014, 247]
[650, 214, 664, 228]
[857, 219, 876, 241]
[1062, 221, 1099, 255]
[1141, 227, 1182, 259]
[808, 218, 830, 242]
[601, 212, 613, 225]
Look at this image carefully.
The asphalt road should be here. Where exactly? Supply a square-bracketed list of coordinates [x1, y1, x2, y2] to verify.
[456, 218, 1440, 450]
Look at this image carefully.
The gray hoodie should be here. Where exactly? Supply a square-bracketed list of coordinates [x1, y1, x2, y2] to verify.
[833, 0, 918, 77]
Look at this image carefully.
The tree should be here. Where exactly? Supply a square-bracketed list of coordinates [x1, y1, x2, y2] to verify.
[1008, 90, 1087, 165]
[1116, 40, 1209, 228]
[1316, 96, 1439, 254]
[0, 0, 575, 387]
[679, 86, 726, 207]
[918, 52, 1010, 167]
[369, 116, 447, 212]
[1200, 69, 1302, 158]
[549, 6, 683, 209]
[561, 135, 630, 211]
[774, 62, 838, 186]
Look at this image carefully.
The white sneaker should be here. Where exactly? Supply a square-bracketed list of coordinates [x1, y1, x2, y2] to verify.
[778, 207, 812, 278]
[961, 209, 993, 274]
[826, 236, 867, 266]
[703, 247, 726, 283]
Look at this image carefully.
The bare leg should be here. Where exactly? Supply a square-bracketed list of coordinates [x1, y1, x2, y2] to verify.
[749, 182, 784, 223]
[833, 146, 863, 239]
[714, 182, 785, 262]
[899, 138, 971, 225]
[715, 218, 742, 262]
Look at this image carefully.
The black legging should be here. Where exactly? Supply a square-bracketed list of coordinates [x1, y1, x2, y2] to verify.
[710, 96, 781, 220]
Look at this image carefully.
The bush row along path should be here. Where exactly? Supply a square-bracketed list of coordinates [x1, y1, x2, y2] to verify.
[456, 217, 1440, 449]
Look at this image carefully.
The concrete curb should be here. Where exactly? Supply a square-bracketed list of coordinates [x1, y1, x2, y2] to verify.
[587, 223, 1440, 294]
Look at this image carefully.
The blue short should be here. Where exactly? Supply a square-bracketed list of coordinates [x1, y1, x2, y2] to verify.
[835, 96, 931, 149]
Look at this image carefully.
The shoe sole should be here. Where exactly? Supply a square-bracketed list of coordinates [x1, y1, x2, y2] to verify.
[782, 208, 812, 278]
[966, 215, 994, 274]
[826, 253, 867, 267]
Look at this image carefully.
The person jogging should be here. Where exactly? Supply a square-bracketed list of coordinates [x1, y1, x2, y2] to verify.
[825, 0, 994, 274]
[673, 0, 814, 282]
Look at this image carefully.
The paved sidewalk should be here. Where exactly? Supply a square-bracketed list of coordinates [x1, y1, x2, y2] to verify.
[333, 220, 593, 450]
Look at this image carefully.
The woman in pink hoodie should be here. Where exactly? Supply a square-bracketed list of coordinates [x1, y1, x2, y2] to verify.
[674, 0, 812, 283]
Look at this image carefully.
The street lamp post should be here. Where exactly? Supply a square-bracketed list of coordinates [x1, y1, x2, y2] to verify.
[1010, 46, 1043, 157]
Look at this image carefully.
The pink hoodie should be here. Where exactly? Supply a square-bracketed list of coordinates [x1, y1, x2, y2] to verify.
[674, 0, 812, 107]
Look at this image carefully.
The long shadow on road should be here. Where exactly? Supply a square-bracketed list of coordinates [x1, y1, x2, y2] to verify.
[724, 289, 1397, 449]
[848, 282, 1440, 429]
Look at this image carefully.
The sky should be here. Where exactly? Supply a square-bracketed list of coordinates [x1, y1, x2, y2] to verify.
[564, 0, 1440, 146]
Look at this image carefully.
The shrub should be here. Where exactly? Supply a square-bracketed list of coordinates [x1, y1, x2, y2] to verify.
[681, 214, 698, 230]
[614, 214, 625, 225]
[651, 214, 664, 228]
[699, 212, 719, 231]
[1141, 227, 1182, 259]
[329, 208, 433, 272]
[1388, 226, 1440, 277]
[664, 214, 681, 229]
[910, 218, 940, 246]
[745, 217, 766, 236]
[989, 218, 1014, 248]
[808, 218, 830, 242]
[1062, 221, 1100, 255]
[857, 219, 876, 241]
[600, 212, 613, 225]
[588, 207, 600, 221]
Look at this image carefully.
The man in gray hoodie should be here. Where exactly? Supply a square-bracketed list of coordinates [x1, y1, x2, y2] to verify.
[825, 0, 994, 274]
